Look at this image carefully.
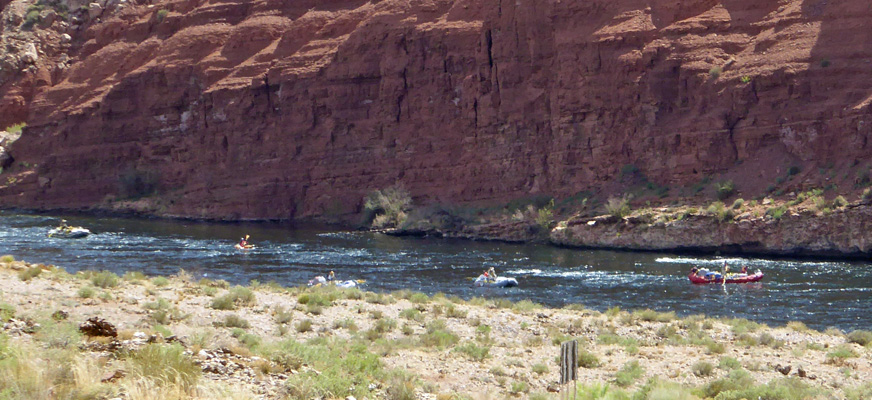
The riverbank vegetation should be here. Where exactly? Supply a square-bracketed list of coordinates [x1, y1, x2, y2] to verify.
[0, 256, 870, 399]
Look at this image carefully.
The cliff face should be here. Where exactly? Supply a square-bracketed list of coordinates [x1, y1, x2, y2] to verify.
[1, 0, 871, 220]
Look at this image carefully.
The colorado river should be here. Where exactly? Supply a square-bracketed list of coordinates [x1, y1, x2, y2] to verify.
[1, 212, 869, 331]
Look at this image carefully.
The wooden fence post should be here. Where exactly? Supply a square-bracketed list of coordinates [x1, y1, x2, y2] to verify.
[559, 340, 578, 400]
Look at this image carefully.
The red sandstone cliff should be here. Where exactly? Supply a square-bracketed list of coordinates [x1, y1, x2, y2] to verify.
[0, 0, 871, 221]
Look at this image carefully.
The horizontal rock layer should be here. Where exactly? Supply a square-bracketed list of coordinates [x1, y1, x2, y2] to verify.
[1, 0, 871, 221]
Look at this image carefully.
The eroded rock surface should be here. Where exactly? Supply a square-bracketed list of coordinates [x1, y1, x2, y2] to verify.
[0, 0, 870, 224]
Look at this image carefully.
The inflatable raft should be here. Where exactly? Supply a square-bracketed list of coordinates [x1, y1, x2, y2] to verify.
[473, 275, 519, 288]
[688, 271, 764, 284]
[47, 227, 90, 239]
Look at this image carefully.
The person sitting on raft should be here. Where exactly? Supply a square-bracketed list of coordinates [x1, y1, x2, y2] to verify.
[58, 219, 71, 232]
[239, 235, 250, 248]
[327, 271, 335, 282]
[487, 267, 498, 280]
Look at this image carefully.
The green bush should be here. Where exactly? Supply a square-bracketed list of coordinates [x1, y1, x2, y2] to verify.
[18, 266, 42, 281]
[151, 276, 169, 287]
[272, 337, 385, 398]
[400, 308, 423, 322]
[847, 330, 872, 346]
[295, 319, 313, 333]
[731, 198, 744, 209]
[826, 345, 858, 363]
[222, 314, 250, 329]
[846, 382, 872, 400]
[91, 271, 120, 288]
[0, 303, 14, 322]
[420, 320, 458, 348]
[509, 381, 529, 394]
[699, 368, 754, 398]
[711, 377, 824, 400]
[715, 180, 735, 200]
[634, 309, 675, 322]
[718, 356, 741, 370]
[578, 348, 601, 368]
[692, 361, 714, 377]
[126, 343, 200, 389]
[155, 9, 168, 22]
[614, 360, 643, 387]
[605, 195, 631, 219]
[77, 286, 95, 298]
[210, 286, 256, 310]
[363, 185, 412, 228]
[709, 67, 722, 79]
[531, 363, 548, 375]
[454, 341, 490, 361]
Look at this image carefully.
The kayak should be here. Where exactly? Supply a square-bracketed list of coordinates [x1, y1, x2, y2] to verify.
[234, 244, 255, 250]
[688, 271, 764, 284]
[47, 227, 90, 239]
[474, 275, 519, 288]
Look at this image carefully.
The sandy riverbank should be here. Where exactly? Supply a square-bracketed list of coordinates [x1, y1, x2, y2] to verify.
[0, 256, 870, 399]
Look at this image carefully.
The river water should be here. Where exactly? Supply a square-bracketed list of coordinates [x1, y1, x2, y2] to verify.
[1, 212, 869, 331]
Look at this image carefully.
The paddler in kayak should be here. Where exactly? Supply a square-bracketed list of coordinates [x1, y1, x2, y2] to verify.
[236, 235, 254, 250]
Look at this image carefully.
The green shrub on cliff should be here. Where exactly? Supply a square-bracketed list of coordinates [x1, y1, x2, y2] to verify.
[707, 201, 733, 222]
[605, 195, 631, 219]
[363, 186, 412, 229]
[715, 180, 735, 200]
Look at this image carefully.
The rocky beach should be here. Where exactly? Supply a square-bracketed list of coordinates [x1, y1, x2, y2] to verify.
[1, 256, 870, 399]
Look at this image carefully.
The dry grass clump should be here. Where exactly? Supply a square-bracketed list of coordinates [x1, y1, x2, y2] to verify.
[210, 286, 256, 310]
[125, 343, 200, 392]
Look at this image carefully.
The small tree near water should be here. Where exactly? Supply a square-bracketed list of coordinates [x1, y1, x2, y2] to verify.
[363, 185, 412, 228]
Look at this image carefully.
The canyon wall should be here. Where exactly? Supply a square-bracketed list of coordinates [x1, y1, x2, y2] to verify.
[1, 0, 871, 220]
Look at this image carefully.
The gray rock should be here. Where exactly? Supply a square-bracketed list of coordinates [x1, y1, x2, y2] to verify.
[88, 3, 102, 19]
[60, 34, 72, 43]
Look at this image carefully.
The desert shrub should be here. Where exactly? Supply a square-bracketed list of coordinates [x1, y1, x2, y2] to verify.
[18, 266, 42, 281]
[718, 356, 741, 370]
[716, 180, 735, 200]
[699, 368, 754, 398]
[420, 320, 458, 348]
[863, 188, 872, 201]
[155, 9, 168, 22]
[295, 319, 313, 333]
[709, 67, 722, 79]
[575, 383, 628, 399]
[222, 314, 250, 329]
[77, 286, 95, 298]
[707, 201, 733, 222]
[711, 377, 823, 400]
[692, 361, 715, 377]
[614, 360, 643, 387]
[846, 382, 872, 400]
[150, 276, 169, 287]
[740, 75, 752, 83]
[846, 330, 872, 346]
[706, 340, 726, 354]
[832, 195, 848, 208]
[509, 381, 529, 394]
[453, 341, 490, 361]
[363, 185, 412, 228]
[531, 363, 548, 375]
[123, 271, 146, 281]
[333, 318, 358, 332]
[535, 199, 556, 231]
[273, 337, 385, 398]
[731, 198, 744, 210]
[766, 205, 787, 219]
[126, 343, 200, 390]
[786, 321, 812, 332]
[400, 308, 424, 322]
[758, 332, 785, 349]
[825, 345, 858, 364]
[408, 292, 430, 304]
[635, 309, 675, 322]
[512, 300, 542, 313]
[0, 303, 14, 322]
[605, 195, 631, 219]
[91, 271, 120, 288]
[210, 286, 256, 310]
[725, 318, 762, 335]
[577, 348, 601, 368]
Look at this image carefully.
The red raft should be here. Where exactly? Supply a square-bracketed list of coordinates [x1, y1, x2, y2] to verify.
[688, 271, 764, 284]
